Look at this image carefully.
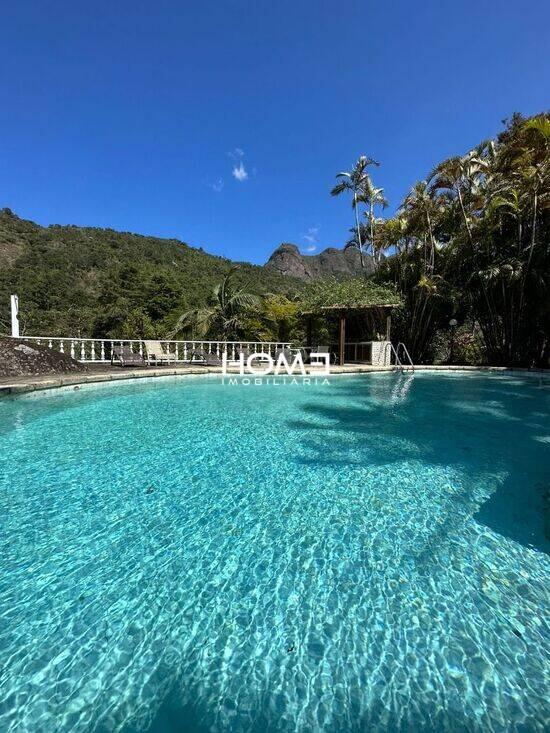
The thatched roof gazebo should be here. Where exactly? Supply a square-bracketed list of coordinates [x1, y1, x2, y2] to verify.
[299, 279, 402, 365]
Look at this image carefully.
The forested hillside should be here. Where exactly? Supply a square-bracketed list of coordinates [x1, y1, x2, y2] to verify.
[0, 209, 301, 338]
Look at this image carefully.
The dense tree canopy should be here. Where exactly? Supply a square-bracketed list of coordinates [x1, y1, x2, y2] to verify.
[369, 112, 549, 366]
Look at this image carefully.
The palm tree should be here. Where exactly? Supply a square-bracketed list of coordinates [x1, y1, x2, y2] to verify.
[400, 181, 439, 272]
[344, 222, 369, 256]
[359, 175, 388, 267]
[331, 156, 379, 268]
[171, 267, 260, 340]
[521, 116, 550, 264]
[428, 154, 482, 247]
[377, 215, 410, 256]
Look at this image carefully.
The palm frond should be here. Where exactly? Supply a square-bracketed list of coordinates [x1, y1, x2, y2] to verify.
[524, 116, 550, 141]
[230, 292, 261, 309]
[331, 181, 351, 196]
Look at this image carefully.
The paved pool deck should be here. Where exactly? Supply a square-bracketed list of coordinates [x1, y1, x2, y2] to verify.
[0, 363, 544, 397]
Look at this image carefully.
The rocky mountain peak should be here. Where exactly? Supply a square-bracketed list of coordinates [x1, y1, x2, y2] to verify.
[265, 242, 374, 280]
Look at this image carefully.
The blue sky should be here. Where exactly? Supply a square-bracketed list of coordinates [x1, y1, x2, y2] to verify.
[1, 1, 548, 265]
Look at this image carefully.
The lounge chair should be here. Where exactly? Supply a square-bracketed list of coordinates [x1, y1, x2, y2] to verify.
[144, 340, 177, 366]
[189, 347, 223, 367]
[291, 346, 311, 364]
[314, 344, 337, 364]
[111, 345, 147, 367]
[274, 347, 296, 363]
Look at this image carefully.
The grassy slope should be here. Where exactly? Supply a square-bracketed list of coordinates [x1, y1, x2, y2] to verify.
[0, 209, 302, 337]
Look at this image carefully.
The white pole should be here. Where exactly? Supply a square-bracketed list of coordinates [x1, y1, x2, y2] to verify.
[10, 294, 20, 337]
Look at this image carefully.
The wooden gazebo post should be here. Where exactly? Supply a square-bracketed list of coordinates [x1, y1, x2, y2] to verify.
[338, 312, 346, 366]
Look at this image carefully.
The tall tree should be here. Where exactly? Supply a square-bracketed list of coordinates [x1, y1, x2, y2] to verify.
[359, 175, 388, 267]
[331, 156, 379, 268]
[400, 181, 439, 273]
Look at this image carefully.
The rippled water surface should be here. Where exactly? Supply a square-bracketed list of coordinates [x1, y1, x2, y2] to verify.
[0, 371, 549, 733]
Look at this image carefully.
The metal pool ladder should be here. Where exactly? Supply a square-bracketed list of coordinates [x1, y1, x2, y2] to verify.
[387, 342, 415, 372]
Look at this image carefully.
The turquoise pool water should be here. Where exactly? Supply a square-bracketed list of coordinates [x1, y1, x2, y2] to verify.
[0, 371, 549, 732]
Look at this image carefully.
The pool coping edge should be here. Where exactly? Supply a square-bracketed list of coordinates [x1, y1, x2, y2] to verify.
[1, 363, 548, 397]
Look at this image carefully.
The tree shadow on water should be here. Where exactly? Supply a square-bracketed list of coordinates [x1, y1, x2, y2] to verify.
[287, 374, 550, 554]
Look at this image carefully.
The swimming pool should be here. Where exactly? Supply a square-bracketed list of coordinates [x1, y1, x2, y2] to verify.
[0, 372, 548, 732]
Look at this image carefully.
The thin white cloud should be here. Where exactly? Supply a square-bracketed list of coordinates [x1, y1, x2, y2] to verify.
[228, 147, 245, 161]
[232, 161, 248, 182]
[302, 226, 319, 250]
[210, 178, 224, 192]
[227, 147, 252, 182]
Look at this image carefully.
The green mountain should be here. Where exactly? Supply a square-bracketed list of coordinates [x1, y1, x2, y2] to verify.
[0, 209, 302, 338]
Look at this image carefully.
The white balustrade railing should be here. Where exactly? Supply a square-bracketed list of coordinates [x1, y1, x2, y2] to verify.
[9, 336, 292, 364]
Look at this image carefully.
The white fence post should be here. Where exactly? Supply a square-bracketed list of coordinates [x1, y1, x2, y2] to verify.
[10, 295, 19, 337]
